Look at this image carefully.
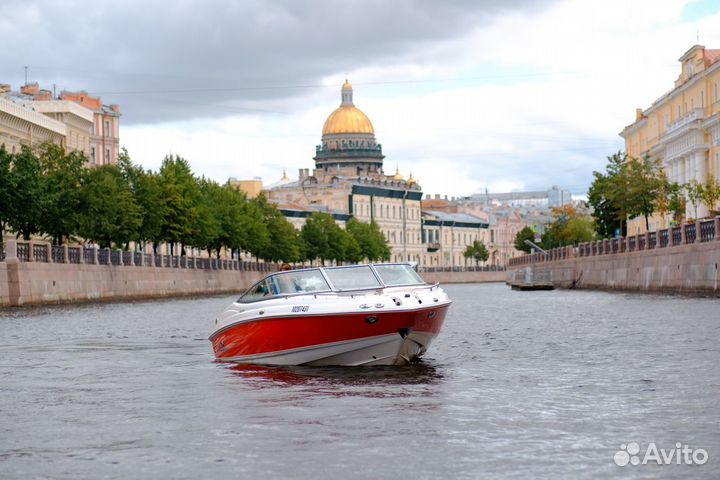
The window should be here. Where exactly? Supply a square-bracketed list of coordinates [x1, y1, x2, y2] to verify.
[324, 266, 382, 291]
[91, 147, 96, 164]
[239, 270, 330, 302]
[374, 264, 425, 286]
[106, 148, 110, 163]
[701, 91, 704, 108]
[105, 120, 110, 136]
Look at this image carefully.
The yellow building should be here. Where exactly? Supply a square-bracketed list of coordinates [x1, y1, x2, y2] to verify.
[229, 177, 264, 198]
[620, 44, 720, 233]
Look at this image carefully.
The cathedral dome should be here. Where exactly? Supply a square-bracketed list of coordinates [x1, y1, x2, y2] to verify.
[321, 80, 374, 135]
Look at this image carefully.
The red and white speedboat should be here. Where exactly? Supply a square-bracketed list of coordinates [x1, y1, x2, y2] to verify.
[209, 264, 451, 366]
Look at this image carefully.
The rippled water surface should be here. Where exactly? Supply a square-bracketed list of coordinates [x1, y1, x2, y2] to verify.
[1, 284, 718, 479]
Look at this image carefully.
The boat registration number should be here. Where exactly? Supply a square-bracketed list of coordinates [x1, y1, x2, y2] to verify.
[292, 305, 310, 313]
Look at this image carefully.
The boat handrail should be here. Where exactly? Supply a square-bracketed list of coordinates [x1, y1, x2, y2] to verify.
[410, 283, 439, 292]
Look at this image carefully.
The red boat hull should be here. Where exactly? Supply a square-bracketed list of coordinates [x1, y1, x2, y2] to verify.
[211, 304, 449, 365]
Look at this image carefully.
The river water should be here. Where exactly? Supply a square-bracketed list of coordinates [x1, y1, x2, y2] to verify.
[1, 284, 718, 479]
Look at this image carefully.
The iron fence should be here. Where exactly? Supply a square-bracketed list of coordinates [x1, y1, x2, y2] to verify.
[68, 247, 81, 264]
[52, 245, 65, 263]
[83, 247, 95, 264]
[33, 244, 48, 262]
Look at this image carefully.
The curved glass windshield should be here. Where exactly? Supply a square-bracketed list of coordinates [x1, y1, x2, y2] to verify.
[239, 269, 330, 302]
[373, 264, 425, 286]
[323, 265, 382, 291]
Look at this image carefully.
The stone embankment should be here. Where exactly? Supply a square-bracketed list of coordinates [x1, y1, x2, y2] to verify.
[507, 217, 720, 296]
[0, 240, 506, 307]
[0, 240, 273, 307]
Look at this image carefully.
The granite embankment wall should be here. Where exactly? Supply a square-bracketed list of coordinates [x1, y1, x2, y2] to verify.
[0, 240, 269, 307]
[507, 217, 720, 296]
[0, 239, 506, 307]
[421, 270, 505, 284]
[0, 261, 266, 307]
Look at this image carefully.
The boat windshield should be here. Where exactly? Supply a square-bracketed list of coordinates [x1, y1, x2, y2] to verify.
[323, 265, 382, 291]
[373, 264, 426, 286]
[239, 269, 330, 302]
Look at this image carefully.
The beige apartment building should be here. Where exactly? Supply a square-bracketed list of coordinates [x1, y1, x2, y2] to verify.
[0, 83, 120, 164]
[0, 92, 66, 153]
[621, 44, 720, 233]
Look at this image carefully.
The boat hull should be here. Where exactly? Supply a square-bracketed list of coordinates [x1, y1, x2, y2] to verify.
[210, 304, 449, 366]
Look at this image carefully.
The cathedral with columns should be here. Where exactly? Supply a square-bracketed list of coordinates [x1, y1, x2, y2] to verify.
[267, 80, 490, 267]
[267, 80, 426, 263]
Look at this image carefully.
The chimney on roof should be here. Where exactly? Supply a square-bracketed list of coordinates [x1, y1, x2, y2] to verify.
[298, 168, 306, 181]
[435, 194, 440, 200]
[636, 108, 644, 121]
[110, 104, 120, 113]
[0, 84, 10, 94]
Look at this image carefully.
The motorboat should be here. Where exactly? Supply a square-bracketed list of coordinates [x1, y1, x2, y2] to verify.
[209, 263, 451, 366]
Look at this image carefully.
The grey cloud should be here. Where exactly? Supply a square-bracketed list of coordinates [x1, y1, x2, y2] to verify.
[2, 0, 553, 124]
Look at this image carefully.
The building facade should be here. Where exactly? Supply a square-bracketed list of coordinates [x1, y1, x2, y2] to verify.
[621, 44, 720, 233]
[267, 80, 426, 264]
[264, 81, 493, 267]
[0, 90, 66, 153]
[0, 83, 120, 165]
[59, 90, 121, 165]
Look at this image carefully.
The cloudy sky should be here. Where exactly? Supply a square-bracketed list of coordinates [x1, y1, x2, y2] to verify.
[3, 0, 720, 197]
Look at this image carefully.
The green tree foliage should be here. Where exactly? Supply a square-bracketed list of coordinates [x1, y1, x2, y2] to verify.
[241, 197, 271, 257]
[157, 155, 201, 252]
[1, 144, 389, 264]
[301, 212, 332, 264]
[37, 144, 86, 244]
[513, 225, 535, 253]
[588, 152, 630, 237]
[541, 205, 596, 248]
[194, 178, 223, 256]
[79, 165, 142, 248]
[463, 239, 489, 265]
[588, 152, 669, 236]
[118, 149, 163, 247]
[700, 176, 720, 216]
[346, 218, 391, 262]
[684, 180, 704, 220]
[6, 146, 44, 240]
[251, 193, 300, 263]
[0, 146, 12, 235]
[624, 155, 668, 230]
[301, 212, 358, 265]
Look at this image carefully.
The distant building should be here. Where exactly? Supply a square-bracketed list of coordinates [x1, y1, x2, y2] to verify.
[59, 90, 121, 165]
[266, 80, 426, 264]
[229, 177, 264, 199]
[466, 186, 572, 208]
[0, 82, 120, 165]
[621, 44, 720, 232]
[0, 87, 66, 153]
[421, 211, 489, 267]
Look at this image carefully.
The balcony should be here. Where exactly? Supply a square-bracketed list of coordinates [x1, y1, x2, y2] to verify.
[664, 108, 705, 137]
[425, 242, 441, 252]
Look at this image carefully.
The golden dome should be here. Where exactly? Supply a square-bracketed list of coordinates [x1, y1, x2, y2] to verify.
[322, 79, 374, 135]
[322, 106, 374, 135]
[392, 166, 404, 181]
[408, 172, 416, 185]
